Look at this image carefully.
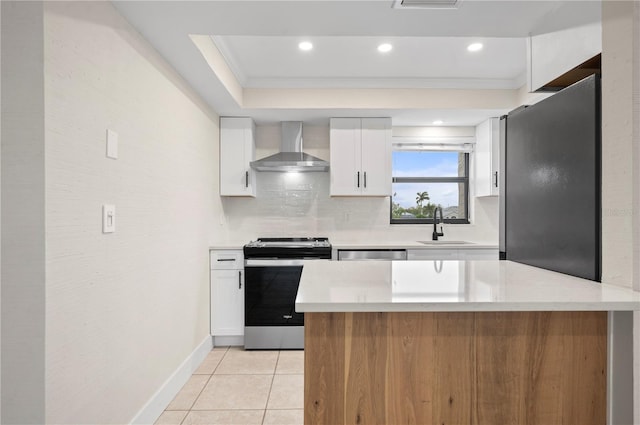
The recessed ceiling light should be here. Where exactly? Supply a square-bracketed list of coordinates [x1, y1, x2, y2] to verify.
[433, 120, 444, 125]
[378, 43, 393, 53]
[298, 41, 313, 51]
[467, 43, 483, 52]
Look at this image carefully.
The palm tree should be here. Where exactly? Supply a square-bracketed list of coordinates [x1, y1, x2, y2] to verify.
[416, 191, 429, 215]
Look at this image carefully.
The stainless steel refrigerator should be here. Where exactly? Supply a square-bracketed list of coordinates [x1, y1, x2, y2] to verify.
[500, 74, 601, 282]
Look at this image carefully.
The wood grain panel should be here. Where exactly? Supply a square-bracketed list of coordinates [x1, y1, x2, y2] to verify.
[304, 311, 607, 425]
[304, 312, 345, 425]
[385, 313, 435, 424]
[433, 312, 476, 425]
[475, 312, 545, 424]
[474, 311, 607, 425]
[560, 311, 607, 424]
[344, 313, 388, 424]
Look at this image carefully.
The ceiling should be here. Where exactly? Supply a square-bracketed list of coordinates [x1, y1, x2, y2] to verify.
[112, 1, 601, 126]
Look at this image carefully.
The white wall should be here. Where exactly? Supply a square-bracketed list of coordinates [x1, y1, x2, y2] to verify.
[527, 22, 602, 92]
[4, 2, 221, 423]
[602, 2, 634, 288]
[43, 2, 220, 422]
[634, 3, 640, 421]
[601, 2, 639, 422]
[1, 1, 3, 421]
[1, 2, 46, 423]
[217, 125, 498, 245]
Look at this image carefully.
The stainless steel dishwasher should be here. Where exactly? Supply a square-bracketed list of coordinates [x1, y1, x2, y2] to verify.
[337, 249, 407, 261]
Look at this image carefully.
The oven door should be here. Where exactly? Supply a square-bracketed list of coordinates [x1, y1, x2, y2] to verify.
[244, 259, 304, 327]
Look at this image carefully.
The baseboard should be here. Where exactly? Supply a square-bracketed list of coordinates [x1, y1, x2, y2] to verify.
[130, 335, 213, 425]
[213, 335, 244, 347]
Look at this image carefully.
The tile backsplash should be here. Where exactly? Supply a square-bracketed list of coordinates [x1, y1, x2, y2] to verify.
[219, 171, 498, 244]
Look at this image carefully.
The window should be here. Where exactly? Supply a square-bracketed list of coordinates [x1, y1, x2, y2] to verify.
[391, 150, 469, 224]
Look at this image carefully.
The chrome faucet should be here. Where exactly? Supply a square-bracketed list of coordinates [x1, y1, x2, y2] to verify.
[432, 207, 444, 241]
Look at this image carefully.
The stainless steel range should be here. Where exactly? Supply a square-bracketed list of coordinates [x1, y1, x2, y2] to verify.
[243, 237, 331, 350]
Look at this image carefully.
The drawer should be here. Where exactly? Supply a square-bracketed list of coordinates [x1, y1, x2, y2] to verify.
[211, 250, 244, 270]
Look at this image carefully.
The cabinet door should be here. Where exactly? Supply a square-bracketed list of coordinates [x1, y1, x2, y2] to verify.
[475, 117, 500, 197]
[407, 249, 459, 260]
[360, 118, 392, 196]
[220, 117, 256, 197]
[489, 118, 500, 196]
[330, 118, 362, 196]
[457, 248, 499, 260]
[211, 269, 244, 336]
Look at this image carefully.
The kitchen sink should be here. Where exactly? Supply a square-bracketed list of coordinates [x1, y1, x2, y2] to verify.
[417, 241, 474, 245]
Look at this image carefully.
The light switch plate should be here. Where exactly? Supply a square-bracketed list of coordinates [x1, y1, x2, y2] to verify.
[102, 204, 115, 233]
[106, 129, 118, 159]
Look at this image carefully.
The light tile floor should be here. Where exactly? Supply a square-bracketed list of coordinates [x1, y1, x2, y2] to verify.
[155, 347, 304, 425]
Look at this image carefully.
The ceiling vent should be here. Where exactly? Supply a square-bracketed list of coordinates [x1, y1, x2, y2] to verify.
[392, 0, 463, 9]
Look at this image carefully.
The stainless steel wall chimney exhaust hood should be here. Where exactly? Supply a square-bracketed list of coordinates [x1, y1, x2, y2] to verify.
[250, 122, 329, 172]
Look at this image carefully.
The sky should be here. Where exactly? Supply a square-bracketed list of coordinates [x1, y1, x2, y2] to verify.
[392, 151, 461, 209]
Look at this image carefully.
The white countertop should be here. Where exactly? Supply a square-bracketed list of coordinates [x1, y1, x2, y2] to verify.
[332, 241, 498, 250]
[210, 244, 244, 250]
[209, 241, 499, 251]
[295, 260, 640, 312]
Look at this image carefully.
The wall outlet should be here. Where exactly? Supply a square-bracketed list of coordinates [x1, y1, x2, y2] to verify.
[103, 204, 115, 233]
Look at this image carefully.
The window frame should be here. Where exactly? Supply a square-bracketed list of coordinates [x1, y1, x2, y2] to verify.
[390, 152, 470, 225]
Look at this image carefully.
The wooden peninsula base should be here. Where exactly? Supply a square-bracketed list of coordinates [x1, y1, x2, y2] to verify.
[304, 311, 607, 425]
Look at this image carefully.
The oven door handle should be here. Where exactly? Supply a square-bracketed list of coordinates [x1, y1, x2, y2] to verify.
[245, 259, 306, 267]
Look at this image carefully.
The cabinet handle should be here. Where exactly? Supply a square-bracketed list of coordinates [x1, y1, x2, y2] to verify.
[238, 270, 242, 289]
[364, 171, 367, 188]
[245, 171, 249, 188]
[217, 258, 235, 262]
[357, 171, 360, 188]
[493, 171, 498, 188]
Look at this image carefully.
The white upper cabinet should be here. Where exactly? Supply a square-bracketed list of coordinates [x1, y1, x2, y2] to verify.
[220, 117, 256, 197]
[527, 22, 601, 92]
[475, 117, 500, 197]
[330, 117, 392, 196]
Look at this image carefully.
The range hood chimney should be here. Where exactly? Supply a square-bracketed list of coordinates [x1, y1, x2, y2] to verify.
[250, 122, 329, 172]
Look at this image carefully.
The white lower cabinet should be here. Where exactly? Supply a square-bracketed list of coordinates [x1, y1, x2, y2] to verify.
[456, 248, 499, 260]
[210, 250, 244, 344]
[407, 249, 460, 261]
[408, 248, 498, 260]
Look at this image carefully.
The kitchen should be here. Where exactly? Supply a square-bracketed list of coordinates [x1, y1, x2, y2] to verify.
[1, 1, 639, 425]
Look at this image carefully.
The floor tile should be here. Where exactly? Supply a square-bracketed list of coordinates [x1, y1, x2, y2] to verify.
[166, 375, 210, 411]
[214, 349, 278, 375]
[194, 350, 226, 374]
[182, 410, 264, 425]
[154, 410, 188, 425]
[275, 350, 304, 374]
[263, 409, 303, 425]
[267, 374, 304, 409]
[212, 346, 229, 352]
[191, 374, 273, 410]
